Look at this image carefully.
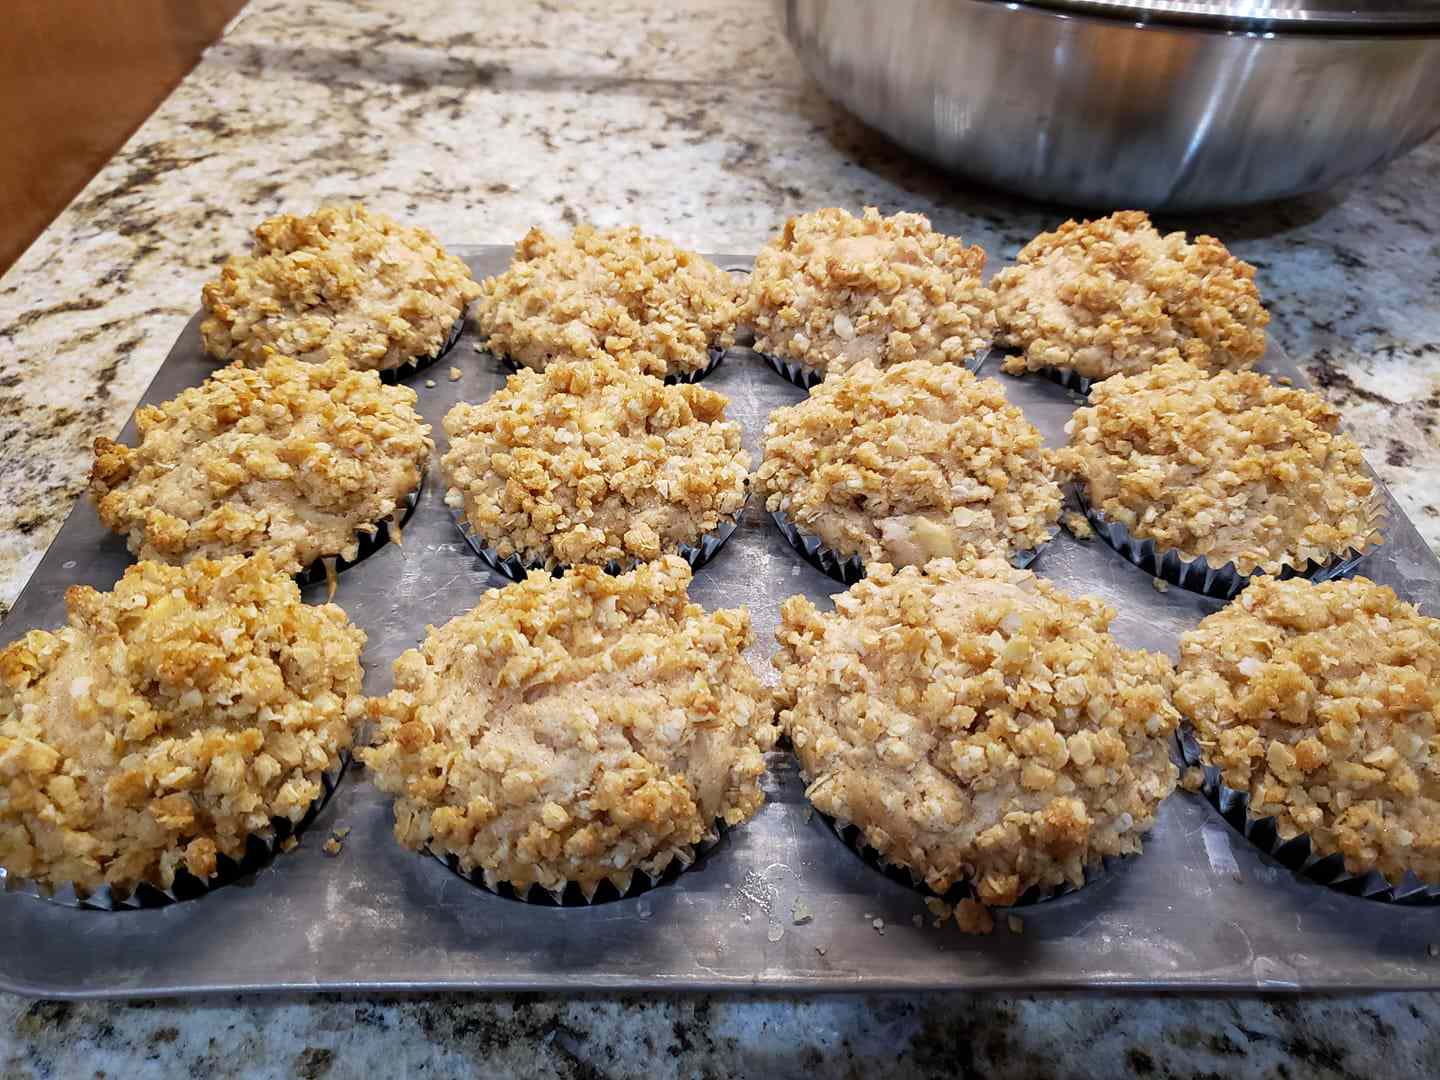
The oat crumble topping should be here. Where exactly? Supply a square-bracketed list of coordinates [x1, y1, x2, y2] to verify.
[744, 207, 997, 377]
[91, 354, 432, 574]
[201, 205, 478, 373]
[775, 557, 1179, 908]
[360, 557, 777, 896]
[994, 210, 1268, 381]
[757, 360, 1060, 567]
[0, 555, 365, 894]
[474, 224, 740, 378]
[442, 358, 749, 569]
[1059, 356, 1380, 576]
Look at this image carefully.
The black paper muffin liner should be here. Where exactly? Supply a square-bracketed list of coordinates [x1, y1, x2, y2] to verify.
[378, 312, 466, 385]
[1076, 483, 1378, 601]
[425, 820, 728, 906]
[0, 755, 349, 911]
[768, 508, 1054, 587]
[756, 348, 988, 392]
[294, 474, 425, 593]
[450, 497, 745, 583]
[1177, 728, 1440, 905]
[494, 346, 726, 385]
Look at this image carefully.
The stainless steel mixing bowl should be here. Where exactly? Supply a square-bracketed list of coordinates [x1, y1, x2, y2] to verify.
[775, 0, 1440, 209]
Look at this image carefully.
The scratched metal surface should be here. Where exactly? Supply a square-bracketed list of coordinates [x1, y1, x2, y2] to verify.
[2, 246, 1439, 999]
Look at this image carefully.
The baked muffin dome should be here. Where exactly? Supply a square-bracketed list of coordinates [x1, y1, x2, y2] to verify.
[757, 359, 1061, 567]
[90, 354, 432, 574]
[1059, 356, 1380, 576]
[1175, 575, 1440, 884]
[474, 224, 741, 379]
[442, 358, 749, 570]
[361, 556, 777, 898]
[993, 210, 1268, 382]
[0, 554, 365, 896]
[744, 207, 997, 378]
[775, 557, 1179, 908]
[201, 204, 480, 373]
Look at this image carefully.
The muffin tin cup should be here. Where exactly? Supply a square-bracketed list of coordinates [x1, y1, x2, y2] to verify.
[294, 474, 426, 593]
[1177, 728, 1440, 905]
[756, 348, 989, 392]
[449, 498, 746, 583]
[494, 346, 727, 386]
[0, 756, 349, 911]
[815, 808, 1124, 910]
[768, 508, 1054, 587]
[378, 312, 467, 385]
[1076, 483, 1382, 601]
[425, 821, 727, 906]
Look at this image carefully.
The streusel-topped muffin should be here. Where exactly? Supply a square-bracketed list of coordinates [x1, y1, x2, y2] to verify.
[201, 204, 479, 373]
[757, 360, 1061, 567]
[744, 207, 997, 378]
[474, 224, 741, 379]
[775, 557, 1179, 913]
[993, 210, 1268, 382]
[91, 354, 432, 574]
[1175, 575, 1440, 884]
[442, 358, 749, 570]
[0, 554, 365, 896]
[361, 557, 777, 898]
[1060, 356, 1380, 576]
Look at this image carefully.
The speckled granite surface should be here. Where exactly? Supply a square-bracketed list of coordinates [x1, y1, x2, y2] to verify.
[1, 0, 1439, 1073]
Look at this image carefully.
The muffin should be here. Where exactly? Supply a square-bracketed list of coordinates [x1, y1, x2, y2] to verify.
[0, 554, 365, 899]
[775, 557, 1179, 915]
[442, 358, 749, 573]
[474, 224, 741, 380]
[993, 210, 1268, 383]
[1175, 575, 1440, 886]
[757, 359, 1061, 570]
[90, 353, 432, 576]
[744, 207, 997, 382]
[361, 556, 777, 899]
[201, 204, 480, 374]
[1059, 356, 1381, 580]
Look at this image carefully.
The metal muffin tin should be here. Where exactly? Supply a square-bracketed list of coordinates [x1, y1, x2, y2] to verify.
[4, 247, 1440, 999]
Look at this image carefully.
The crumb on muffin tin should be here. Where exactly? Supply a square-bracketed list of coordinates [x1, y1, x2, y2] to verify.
[474, 224, 741, 379]
[0, 554, 366, 896]
[200, 204, 480, 373]
[1059, 355, 1381, 577]
[90, 353, 432, 575]
[993, 209, 1268, 382]
[360, 556, 778, 899]
[774, 556, 1180, 910]
[743, 207, 997, 378]
[1175, 575, 1440, 884]
[441, 357, 750, 570]
[756, 359, 1061, 568]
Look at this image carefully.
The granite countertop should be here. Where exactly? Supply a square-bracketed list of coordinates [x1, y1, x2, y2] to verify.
[1, 0, 1439, 1074]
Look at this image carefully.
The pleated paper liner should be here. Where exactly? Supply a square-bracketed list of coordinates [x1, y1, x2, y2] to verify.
[768, 508, 1056, 587]
[756, 346, 989, 392]
[0, 755, 349, 911]
[1177, 728, 1440, 905]
[377, 313, 466, 385]
[450, 498, 745, 584]
[294, 474, 426, 596]
[1076, 483, 1383, 601]
[813, 807, 1125, 910]
[425, 820, 728, 906]
[494, 346, 727, 385]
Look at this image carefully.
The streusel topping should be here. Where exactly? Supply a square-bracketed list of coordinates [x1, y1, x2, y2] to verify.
[757, 360, 1061, 567]
[91, 354, 432, 574]
[993, 210, 1268, 381]
[1175, 575, 1440, 883]
[1060, 356, 1380, 576]
[201, 204, 480, 372]
[775, 557, 1179, 909]
[360, 557, 777, 896]
[474, 225, 741, 378]
[744, 207, 997, 377]
[442, 359, 749, 569]
[0, 555, 365, 894]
